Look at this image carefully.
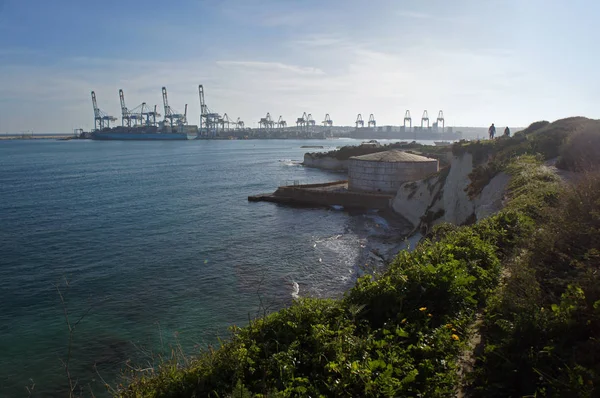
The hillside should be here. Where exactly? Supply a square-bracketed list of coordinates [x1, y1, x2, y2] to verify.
[120, 117, 600, 397]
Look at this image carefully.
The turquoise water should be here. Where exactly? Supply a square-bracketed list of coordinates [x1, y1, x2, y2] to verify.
[0, 138, 414, 396]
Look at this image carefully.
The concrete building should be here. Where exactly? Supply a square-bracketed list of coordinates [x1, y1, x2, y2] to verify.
[348, 150, 439, 194]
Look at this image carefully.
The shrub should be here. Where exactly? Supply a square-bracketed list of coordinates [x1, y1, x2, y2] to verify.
[557, 122, 600, 171]
[470, 172, 600, 398]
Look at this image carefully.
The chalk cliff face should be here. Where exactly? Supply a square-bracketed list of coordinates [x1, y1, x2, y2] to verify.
[392, 153, 510, 231]
[302, 154, 348, 171]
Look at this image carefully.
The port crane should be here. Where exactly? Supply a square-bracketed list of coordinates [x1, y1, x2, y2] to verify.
[198, 85, 221, 135]
[307, 114, 316, 127]
[119, 89, 161, 127]
[91, 91, 117, 130]
[136, 103, 161, 127]
[276, 116, 287, 129]
[403, 110, 412, 130]
[368, 114, 376, 128]
[236, 117, 245, 129]
[296, 112, 308, 130]
[162, 87, 187, 128]
[355, 114, 364, 128]
[259, 113, 274, 129]
[322, 114, 333, 127]
[436, 110, 445, 132]
[421, 110, 430, 128]
[220, 113, 233, 131]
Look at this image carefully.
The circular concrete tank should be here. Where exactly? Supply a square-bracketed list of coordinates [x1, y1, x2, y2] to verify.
[348, 150, 439, 194]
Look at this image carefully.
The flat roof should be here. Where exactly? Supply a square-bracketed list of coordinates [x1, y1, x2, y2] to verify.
[350, 150, 437, 163]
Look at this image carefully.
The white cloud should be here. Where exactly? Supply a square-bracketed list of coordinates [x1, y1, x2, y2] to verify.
[216, 61, 325, 76]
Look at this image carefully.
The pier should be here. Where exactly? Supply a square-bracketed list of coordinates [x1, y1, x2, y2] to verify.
[248, 181, 394, 210]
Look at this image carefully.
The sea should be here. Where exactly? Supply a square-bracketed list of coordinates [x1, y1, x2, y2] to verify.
[0, 138, 426, 397]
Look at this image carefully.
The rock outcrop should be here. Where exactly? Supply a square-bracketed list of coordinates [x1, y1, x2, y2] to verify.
[302, 154, 348, 171]
[392, 152, 510, 231]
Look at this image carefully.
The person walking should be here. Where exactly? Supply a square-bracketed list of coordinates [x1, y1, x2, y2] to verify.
[504, 126, 510, 137]
[488, 123, 496, 140]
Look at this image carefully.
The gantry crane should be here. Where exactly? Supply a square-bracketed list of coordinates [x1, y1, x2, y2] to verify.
[277, 116, 287, 129]
[355, 114, 364, 128]
[198, 85, 221, 134]
[119, 89, 146, 127]
[296, 112, 308, 130]
[91, 91, 117, 130]
[259, 112, 274, 129]
[421, 110, 430, 128]
[236, 117, 245, 129]
[162, 87, 187, 129]
[221, 113, 233, 131]
[307, 114, 316, 127]
[134, 103, 161, 127]
[436, 110, 445, 132]
[368, 114, 376, 128]
[403, 110, 412, 130]
[322, 114, 333, 127]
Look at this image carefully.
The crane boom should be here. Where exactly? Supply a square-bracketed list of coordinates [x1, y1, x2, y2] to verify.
[91, 91, 99, 118]
[119, 89, 130, 127]
[162, 87, 169, 118]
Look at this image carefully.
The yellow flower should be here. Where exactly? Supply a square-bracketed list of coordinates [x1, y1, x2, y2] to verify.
[451, 334, 460, 341]
[401, 318, 407, 324]
[445, 324, 453, 329]
[428, 313, 433, 317]
[419, 307, 427, 312]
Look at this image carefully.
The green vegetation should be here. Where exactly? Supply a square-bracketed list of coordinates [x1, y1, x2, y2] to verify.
[452, 117, 599, 198]
[308, 141, 449, 163]
[121, 118, 599, 397]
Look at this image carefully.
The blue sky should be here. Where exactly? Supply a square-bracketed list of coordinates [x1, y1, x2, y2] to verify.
[0, 0, 598, 132]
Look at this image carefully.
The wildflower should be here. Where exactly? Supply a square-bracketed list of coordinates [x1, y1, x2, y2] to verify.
[451, 334, 460, 341]
[428, 313, 433, 317]
[445, 324, 453, 329]
[419, 307, 427, 312]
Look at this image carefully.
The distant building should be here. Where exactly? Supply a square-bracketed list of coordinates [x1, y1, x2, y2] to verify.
[348, 150, 439, 194]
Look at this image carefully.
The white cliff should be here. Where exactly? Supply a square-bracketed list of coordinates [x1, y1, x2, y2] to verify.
[392, 152, 510, 231]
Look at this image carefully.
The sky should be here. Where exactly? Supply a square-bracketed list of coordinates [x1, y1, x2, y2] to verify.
[0, 0, 598, 132]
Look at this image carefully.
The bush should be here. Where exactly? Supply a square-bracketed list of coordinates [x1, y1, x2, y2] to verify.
[470, 172, 600, 397]
[557, 122, 600, 171]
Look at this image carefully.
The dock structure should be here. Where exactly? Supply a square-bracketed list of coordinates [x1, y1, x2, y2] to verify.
[248, 181, 394, 210]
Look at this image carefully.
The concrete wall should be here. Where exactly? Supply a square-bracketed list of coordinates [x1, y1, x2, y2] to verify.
[302, 154, 349, 171]
[274, 186, 392, 210]
[348, 159, 439, 193]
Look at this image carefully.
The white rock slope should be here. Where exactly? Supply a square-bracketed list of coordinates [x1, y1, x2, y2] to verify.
[392, 152, 510, 230]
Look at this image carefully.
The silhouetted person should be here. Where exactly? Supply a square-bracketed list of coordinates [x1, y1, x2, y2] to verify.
[504, 126, 510, 137]
[489, 123, 496, 139]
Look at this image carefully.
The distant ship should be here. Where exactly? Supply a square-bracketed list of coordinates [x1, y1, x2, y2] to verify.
[91, 126, 196, 141]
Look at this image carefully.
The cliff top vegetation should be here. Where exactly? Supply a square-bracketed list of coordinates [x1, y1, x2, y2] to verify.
[306, 141, 450, 162]
[119, 117, 600, 397]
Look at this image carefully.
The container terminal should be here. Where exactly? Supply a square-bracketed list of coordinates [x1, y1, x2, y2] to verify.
[83, 85, 463, 141]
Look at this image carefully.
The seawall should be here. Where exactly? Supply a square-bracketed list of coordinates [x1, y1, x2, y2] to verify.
[249, 181, 393, 210]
